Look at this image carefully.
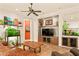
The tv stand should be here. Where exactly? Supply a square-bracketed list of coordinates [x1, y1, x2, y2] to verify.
[43, 37, 52, 43]
[41, 36, 58, 45]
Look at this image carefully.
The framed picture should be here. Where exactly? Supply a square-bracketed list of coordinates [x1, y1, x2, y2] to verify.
[45, 19, 53, 25]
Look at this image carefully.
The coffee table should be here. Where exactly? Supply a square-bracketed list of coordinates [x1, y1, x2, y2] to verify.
[23, 41, 43, 53]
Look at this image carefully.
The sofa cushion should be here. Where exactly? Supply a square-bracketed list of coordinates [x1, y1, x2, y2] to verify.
[51, 51, 64, 56]
[70, 48, 79, 56]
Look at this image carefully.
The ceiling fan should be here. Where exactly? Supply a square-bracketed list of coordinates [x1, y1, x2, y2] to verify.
[21, 3, 41, 16]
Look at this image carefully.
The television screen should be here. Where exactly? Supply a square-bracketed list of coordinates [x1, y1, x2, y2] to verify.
[42, 29, 54, 36]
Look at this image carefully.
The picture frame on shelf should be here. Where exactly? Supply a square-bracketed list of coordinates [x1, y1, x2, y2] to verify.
[45, 19, 53, 25]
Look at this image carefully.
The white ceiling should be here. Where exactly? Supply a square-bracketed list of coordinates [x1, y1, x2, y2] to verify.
[0, 3, 79, 16]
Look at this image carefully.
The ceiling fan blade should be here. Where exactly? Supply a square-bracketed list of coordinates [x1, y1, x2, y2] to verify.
[33, 12, 38, 16]
[21, 11, 29, 12]
[27, 12, 32, 16]
[34, 11, 41, 12]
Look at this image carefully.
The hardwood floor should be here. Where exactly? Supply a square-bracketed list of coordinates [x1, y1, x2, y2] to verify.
[36, 43, 73, 56]
[0, 43, 73, 56]
[22, 43, 73, 56]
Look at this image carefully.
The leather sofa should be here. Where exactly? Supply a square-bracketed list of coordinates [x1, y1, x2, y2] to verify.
[51, 48, 79, 56]
[70, 48, 79, 56]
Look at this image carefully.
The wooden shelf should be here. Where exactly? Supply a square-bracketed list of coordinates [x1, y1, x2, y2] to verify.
[68, 28, 79, 29]
[62, 35, 79, 38]
[0, 24, 22, 27]
[42, 26, 58, 29]
[7, 35, 20, 37]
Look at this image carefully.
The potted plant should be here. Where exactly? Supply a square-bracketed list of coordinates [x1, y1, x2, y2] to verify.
[6, 27, 20, 36]
[63, 21, 69, 35]
[0, 36, 3, 42]
[71, 32, 79, 36]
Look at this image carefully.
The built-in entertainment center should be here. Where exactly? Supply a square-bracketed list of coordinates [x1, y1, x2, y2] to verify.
[41, 28, 58, 45]
[38, 15, 59, 45]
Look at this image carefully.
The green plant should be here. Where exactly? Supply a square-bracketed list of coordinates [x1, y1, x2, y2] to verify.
[0, 36, 3, 41]
[72, 32, 79, 36]
[63, 21, 69, 35]
[11, 41, 15, 45]
[6, 27, 20, 36]
[0, 19, 4, 25]
[63, 21, 69, 30]
[9, 40, 16, 47]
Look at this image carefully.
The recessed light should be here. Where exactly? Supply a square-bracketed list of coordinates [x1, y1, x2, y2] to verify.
[16, 9, 18, 11]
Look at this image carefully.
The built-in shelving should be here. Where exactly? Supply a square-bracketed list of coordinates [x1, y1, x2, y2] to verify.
[0, 16, 22, 47]
[62, 36, 78, 48]
[62, 16, 79, 48]
[62, 35, 79, 38]
[38, 15, 59, 44]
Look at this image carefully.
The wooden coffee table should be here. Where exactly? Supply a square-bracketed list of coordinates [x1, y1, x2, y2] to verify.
[23, 41, 43, 53]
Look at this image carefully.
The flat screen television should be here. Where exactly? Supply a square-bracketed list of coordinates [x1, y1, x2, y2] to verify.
[42, 29, 54, 36]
